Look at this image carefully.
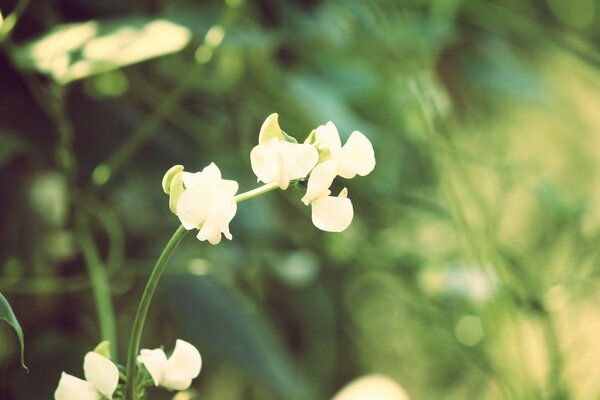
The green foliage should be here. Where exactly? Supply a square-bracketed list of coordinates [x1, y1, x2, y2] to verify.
[2, 0, 600, 399]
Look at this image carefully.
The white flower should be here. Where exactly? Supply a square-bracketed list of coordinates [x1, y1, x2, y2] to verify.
[137, 339, 202, 391]
[175, 163, 238, 245]
[301, 121, 375, 205]
[55, 352, 119, 400]
[311, 187, 354, 232]
[250, 113, 319, 190]
[332, 374, 410, 400]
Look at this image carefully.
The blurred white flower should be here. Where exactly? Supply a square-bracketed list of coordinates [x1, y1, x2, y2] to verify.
[55, 352, 119, 400]
[311, 187, 354, 232]
[137, 339, 202, 391]
[175, 163, 238, 245]
[331, 374, 410, 400]
[250, 113, 319, 189]
[301, 121, 375, 205]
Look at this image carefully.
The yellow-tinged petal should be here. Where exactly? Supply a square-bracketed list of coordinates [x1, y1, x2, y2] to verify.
[337, 131, 375, 179]
[54, 372, 101, 400]
[138, 348, 168, 387]
[301, 160, 337, 205]
[168, 171, 184, 214]
[83, 352, 118, 399]
[258, 113, 285, 144]
[162, 165, 184, 194]
[311, 189, 353, 232]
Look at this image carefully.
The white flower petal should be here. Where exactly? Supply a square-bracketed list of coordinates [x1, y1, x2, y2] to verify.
[162, 340, 202, 391]
[281, 142, 319, 181]
[201, 162, 222, 181]
[250, 139, 281, 185]
[176, 185, 210, 230]
[311, 191, 353, 232]
[258, 113, 283, 144]
[137, 348, 168, 387]
[196, 189, 237, 245]
[181, 171, 203, 189]
[314, 121, 342, 156]
[55, 372, 102, 400]
[83, 352, 119, 399]
[251, 140, 317, 190]
[301, 160, 337, 205]
[332, 374, 410, 400]
[337, 131, 375, 179]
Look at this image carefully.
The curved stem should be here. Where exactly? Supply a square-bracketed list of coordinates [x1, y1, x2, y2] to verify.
[124, 225, 188, 400]
[124, 183, 280, 399]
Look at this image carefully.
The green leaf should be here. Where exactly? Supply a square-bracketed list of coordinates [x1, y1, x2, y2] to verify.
[0, 291, 27, 370]
[13, 17, 192, 84]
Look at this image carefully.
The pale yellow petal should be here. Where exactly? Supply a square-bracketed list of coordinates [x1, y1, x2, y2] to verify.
[337, 131, 375, 179]
[83, 352, 119, 399]
[315, 121, 342, 155]
[176, 185, 209, 230]
[258, 113, 284, 144]
[54, 372, 101, 400]
[301, 160, 337, 205]
[311, 192, 353, 232]
[137, 348, 168, 387]
[162, 340, 202, 391]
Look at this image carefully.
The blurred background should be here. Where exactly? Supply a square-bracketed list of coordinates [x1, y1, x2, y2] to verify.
[1, 0, 600, 398]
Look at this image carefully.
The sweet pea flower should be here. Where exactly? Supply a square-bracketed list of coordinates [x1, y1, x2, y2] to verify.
[311, 187, 354, 232]
[55, 352, 119, 400]
[250, 113, 318, 189]
[301, 121, 375, 205]
[174, 163, 238, 245]
[137, 339, 202, 391]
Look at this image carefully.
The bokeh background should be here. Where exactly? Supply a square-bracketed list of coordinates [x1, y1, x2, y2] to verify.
[2, 0, 600, 398]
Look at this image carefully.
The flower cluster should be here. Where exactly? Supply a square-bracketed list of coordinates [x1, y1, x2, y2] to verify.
[54, 339, 201, 399]
[163, 113, 375, 242]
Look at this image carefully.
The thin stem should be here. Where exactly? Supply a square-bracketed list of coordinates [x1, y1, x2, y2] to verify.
[124, 225, 188, 400]
[76, 213, 118, 358]
[124, 183, 280, 399]
[234, 182, 279, 202]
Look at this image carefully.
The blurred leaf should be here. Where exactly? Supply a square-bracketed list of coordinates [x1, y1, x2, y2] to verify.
[0, 131, 24, 167]
[163, 275, 309, 399]
[14, 18, 192, 84]
[0, 291, 27, 370]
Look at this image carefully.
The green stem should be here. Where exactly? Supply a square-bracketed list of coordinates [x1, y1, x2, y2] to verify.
[124, 183, 280, 399]
[76, 214, 118, 358]
[234, 182, 279, 202]
[124, 224, 188, 400]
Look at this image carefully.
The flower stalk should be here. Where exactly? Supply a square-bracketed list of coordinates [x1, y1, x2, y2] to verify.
[124, 183, 281, 400]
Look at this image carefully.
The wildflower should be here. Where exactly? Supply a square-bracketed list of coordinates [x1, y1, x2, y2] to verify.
[250, 113, 318, 189]
[54, 352, 119, 400]
[311, 187, 354, 232]
[137, 339, 202, 391]
[174, 163, 238, 245]
[302, 121, 375, 205]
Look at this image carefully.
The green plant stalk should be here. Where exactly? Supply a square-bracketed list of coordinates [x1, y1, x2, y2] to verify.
[124, 183, 279, 400]
[77, 215, 118, 358]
